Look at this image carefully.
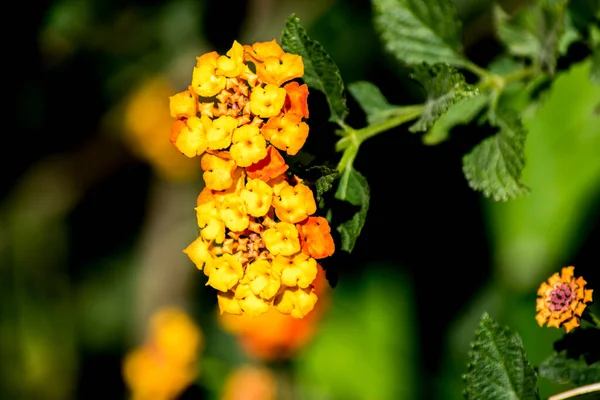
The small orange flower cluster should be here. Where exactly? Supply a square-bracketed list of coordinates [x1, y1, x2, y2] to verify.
[536, 266, 594, 333]
[169, 40, 335, 319]
[123, 307, 203, 400]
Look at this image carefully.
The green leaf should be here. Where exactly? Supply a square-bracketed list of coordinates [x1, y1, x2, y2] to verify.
[494, 4, 541, 59]
[590, 49, 600, 85]
[409, 63, 478, 133]
[538, 352, 600, 387]
[372, 0, 466, 66]
[423, 93, 489, 145]
[281, 14, 349, 125]
[462, 110, 530, 201]
[347, 81, 399, 125]
[335, 166, 370, 253]
[464, 313, 540, 400]
[493, 3, 569, 74]
[307, 165, 340, 205]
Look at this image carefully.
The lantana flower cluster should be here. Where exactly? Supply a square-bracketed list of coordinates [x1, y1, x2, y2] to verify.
[536, 266, 594, 333]
[169, 40, 335, 319]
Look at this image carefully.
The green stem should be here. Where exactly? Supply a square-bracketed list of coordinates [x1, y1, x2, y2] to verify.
[464, 61, 489, 79]
[335, 105, 423, 152]
[548, 382, 600, 400]
[503, 66, 539, 85]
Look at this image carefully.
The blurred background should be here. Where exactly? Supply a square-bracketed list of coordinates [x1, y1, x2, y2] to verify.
[3, 0, 599, 399]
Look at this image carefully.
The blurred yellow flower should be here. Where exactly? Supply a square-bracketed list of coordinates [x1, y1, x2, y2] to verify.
[122, 307, 203, 400]
[220, 365, 277, 400]
[124, 78, 201, 181]
[536, 266, 594, 333]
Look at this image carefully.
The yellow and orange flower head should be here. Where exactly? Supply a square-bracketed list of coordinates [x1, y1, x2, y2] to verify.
[535, 266, 594, 333]
[169, 39, 336, 319]
[122, 307, 203, 400]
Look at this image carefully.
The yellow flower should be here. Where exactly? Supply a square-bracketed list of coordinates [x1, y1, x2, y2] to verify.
[183, 236, 214, 274]
[536, 266, 594, 333]
[244, 259, 281, 299]
[217, 291, 243, 315]
[172, 116, 208, 158]
[124, 78, 200, 181]
[206, 254, 244, 292]
[262, 222, 301, 256]
[230, 125, 268, 167]
[169, 89, 197, 119]
[234, 283, 270, 316]
[249, 84, 287, 118]
[192, 51, 227, 97]
[261, 113, 309, 155]
[243, 40, 304, 86]
[240, 178, 273, 217]
[201, 153, 237, 190]
[216, 41, 245, 77]
[204, 115, 237, 150]
[274, 286, 318, 319]
[220, 365, 277, 400]
[122, 307, 203, 400]
[151, 308, 203, 366]
[219, 194, 250, 232]
[272, 253, 317, 289]
[273, 182, 317, 223]
[195, 200, 226, 244]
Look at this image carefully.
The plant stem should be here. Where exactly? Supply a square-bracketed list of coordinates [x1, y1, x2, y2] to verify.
[464, 61, 489, 79]
[335, 105, 423, 152]
[548, 382, 600, 400]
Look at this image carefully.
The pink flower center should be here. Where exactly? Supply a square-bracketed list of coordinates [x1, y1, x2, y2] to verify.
[548, 283, 574, 312]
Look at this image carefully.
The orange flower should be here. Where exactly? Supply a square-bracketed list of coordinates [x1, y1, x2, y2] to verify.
[535, 266, 594, 333]
[220, 365, 277, 400]
[283, 81, 309, 118]
[261, 113, 309, 156]
[245, 145, 289, 181]
[297, 216, 335, 259]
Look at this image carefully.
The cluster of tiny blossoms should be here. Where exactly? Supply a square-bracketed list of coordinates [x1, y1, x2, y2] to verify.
[536, 266, 593, 333]
[169, 40, 335, 319]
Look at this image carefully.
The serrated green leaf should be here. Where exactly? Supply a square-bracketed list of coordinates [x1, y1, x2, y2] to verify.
[307, 165, 340, 205]
[334, 166, 370, 253]
[462, 110, 530, 201]
[347, 81, 398, 125]
[538, 352, 600, 387]
[372, 0, 466, 66]
[423, 93, 489, 145]
[281, 14, 349, 125]
[464, 313, 540, 400]
[409, 63, 478, 133]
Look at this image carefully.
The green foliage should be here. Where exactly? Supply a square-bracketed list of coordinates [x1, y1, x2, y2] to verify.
[464, 313, 540, 400]
[347, 81, 399, 125]
[422, 93, 489, 145]
[493, 1, 569, 74]
[538, 352, 600, 387]
[462, 110, 530, 201]
[281, 14, 349, 125]
[308, 165, 340, 205]
[408, 63, 478, 133]
[372, 0, 466, 66]
[334, 166, 370, 253]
